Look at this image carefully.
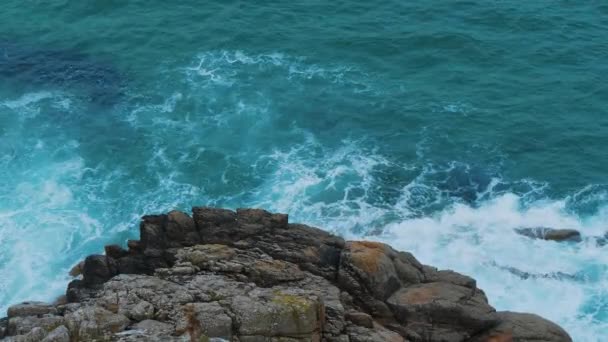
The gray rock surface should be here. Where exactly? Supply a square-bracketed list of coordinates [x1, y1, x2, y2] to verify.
[1, 207, 572, 342]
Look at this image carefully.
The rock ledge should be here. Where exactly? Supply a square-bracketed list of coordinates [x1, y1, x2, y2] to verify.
[1, 207, 572, 342]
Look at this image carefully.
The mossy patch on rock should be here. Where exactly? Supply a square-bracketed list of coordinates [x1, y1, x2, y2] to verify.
[272, 291, 315, 314]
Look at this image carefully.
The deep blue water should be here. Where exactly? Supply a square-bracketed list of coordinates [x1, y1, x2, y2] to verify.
[1, 1, 607, 340]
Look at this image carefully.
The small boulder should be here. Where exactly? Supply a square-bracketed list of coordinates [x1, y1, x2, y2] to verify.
[129, 301, 155, 321]
[69, 261, 85, 277]
[104, 244, 128, 259]
[338, 240, 425, 315]
[7, 302, 57, 318]
[140, 214, 168, 249]
[345, 311, 374, 328]
[7, 315, 65, 336]
[387, 282, 498, 341]
[82, 255, 117, 286]
[165, 210, 199, 247]
[470, 311, 572, 342]
[515, 227, 582, 242]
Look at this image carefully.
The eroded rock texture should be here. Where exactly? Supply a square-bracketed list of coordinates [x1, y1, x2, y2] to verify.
[1, 208, 572, 342]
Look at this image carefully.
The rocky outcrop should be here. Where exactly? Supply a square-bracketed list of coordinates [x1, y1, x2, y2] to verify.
[1, 207, 572, 342]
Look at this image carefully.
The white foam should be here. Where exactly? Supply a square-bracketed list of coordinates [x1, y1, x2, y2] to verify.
[248, 137, 608, 341]
[376, 195, 608, 341]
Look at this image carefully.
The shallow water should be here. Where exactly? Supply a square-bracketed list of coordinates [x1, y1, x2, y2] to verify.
[0, 1, 607, 340]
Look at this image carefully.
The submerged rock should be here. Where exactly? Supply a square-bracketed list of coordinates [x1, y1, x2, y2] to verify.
[0, 42, 124, 106]
[0, 207, 572, 342]
[515, 227, 582, 242]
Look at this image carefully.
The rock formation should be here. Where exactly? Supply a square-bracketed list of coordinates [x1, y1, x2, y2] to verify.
[515, 227, 582, 242]
[0, 207, 572, 341]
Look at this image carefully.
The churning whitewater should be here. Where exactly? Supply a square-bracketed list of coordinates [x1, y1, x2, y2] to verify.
[1, 1, 608, 341]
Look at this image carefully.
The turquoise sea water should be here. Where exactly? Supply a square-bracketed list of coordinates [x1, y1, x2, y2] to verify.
[1, 1, 607, 340]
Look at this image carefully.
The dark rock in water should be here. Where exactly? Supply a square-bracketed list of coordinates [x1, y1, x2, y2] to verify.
[515, 227, 582, 242]
[595, 232, 608, 247]
[491, 262, 579, 281]
[0, 42, 124, 106]
[435, 164, 494, 204]
[0, 207, 573, 342]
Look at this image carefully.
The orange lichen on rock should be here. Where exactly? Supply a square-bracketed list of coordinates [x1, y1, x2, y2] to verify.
[347, 241, 390, 274]
[397, 285, 440, 305]
[485, 332, 514, 342]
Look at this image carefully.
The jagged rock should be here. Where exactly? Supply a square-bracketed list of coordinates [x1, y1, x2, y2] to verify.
[0, 207, 572, 342]
[105, 245, 128, 259]
[338, 241, 425, 318]
[68, 261, 84, 277]
[82, 255, 117, 286]
[165, 210, 199, 247]
[515, 227, 582, 242]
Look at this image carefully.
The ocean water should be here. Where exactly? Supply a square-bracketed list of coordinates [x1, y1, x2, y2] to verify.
[1, 1, 607, 340]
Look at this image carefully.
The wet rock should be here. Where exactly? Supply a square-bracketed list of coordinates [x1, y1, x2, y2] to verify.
[105, 245, 129, 259]
[68, 261, 84, 277]
[470, 311, 572, 342]
[165, 210, 199, 247]
[492, 263, 578, 281]
[140, 215, 168, 249]
[515, 227, 582, 242]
